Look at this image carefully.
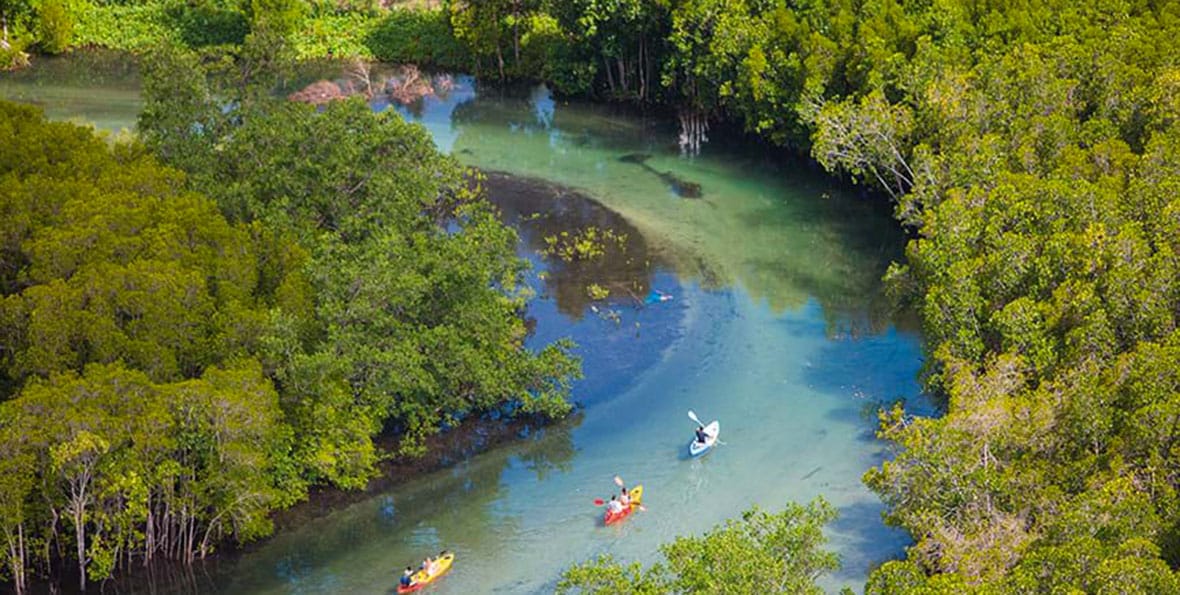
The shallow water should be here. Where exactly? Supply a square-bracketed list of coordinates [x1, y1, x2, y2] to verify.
[2, 56, 930, 594]
[0, 51, 141, 134]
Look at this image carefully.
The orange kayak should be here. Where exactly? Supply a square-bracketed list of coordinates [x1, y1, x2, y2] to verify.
[603, 485, 644, 525]
[397, 551, 455, 593]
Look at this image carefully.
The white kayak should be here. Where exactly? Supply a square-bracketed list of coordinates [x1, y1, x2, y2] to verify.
[689, 420, 719, 457]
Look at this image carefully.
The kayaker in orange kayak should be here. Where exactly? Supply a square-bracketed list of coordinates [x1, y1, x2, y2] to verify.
[619, 486, 631, 507]
[399, 567, 414, 589]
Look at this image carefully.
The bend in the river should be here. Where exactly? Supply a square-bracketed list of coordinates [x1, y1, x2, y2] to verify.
[0, 54, 932, 594]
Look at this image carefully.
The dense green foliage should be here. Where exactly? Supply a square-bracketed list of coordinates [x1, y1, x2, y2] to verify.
[0, 100, 309, 591]
[557, 498, 839, 594]
[13, 0, 1180, 591]
[32, 0, 73, 54]
[366, 8, 468, 69]
[0, 38, 578, 591]
[137, 40, 579, 460]
[72, 3, 177, 51]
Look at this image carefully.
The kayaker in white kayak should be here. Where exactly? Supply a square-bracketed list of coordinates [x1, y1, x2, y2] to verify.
[695, 425, 709, 443]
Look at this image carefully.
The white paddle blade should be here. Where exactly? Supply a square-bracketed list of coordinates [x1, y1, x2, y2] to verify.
[688, 410, 702, 425]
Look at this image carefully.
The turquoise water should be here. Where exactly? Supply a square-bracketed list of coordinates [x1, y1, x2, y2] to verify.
[1, 57, 929, 593]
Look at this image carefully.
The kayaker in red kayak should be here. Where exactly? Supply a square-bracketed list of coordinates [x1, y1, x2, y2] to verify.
[619, 486, 631, 507]
[399, 567, 414, 589]
[606, 495, 624, 514]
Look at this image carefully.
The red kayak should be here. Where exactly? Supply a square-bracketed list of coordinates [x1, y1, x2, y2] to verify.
[603, 485, 644, 525]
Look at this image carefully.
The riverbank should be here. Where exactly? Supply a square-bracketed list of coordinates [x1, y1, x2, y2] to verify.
[13, 411, 580, 595]
[7, 163, 661, 595]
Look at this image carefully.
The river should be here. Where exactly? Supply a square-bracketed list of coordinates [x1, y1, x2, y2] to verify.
[0, 53, 931, 594]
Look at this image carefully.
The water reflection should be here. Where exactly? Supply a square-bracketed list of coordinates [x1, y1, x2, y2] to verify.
[0, 50, 141, 133]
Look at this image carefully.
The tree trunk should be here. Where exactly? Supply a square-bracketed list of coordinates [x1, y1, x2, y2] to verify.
[678, 108, 709, 156]
[603, 55, 615, 94]
[144, 503, 153, 563]
[17, 523, 25, 595]
[512, 1, 520, 64]
[496, 43, 505, 81]
[639, 37, 647, 101]
[186, 514, 197, 564]
[4, 523, 26, 595]
[617, 57, 627, 96]
[73, 504, 86, 592]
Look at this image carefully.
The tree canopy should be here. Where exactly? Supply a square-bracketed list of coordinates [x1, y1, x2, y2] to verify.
[557, 498, 839, 595]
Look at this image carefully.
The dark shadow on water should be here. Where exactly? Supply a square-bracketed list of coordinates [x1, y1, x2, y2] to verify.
[482, 171, 668, 320]
[617, 152, 705, 199]
[800, 319, 932, 418]
[830, 499, 910, 584]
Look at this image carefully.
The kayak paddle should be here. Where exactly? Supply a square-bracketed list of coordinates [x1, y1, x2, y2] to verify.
[688, 410, 703, 426]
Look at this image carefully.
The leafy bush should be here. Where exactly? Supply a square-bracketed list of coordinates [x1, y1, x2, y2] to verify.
[246, 0, 306, 37]
[292, 12, 377, 60]
[165, 1, 249, 48]
[521, 13, 594, 96]
[73, 2, 178, 50]
[559, 499, 839, 594]
[73, 0, 248, 51]
[34, 0, 74, 54]
[365, 8, 468, 70]
[0, 37, 32, 70]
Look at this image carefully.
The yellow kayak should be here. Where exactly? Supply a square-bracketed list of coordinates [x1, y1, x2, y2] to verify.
[397, 551, 455, 593]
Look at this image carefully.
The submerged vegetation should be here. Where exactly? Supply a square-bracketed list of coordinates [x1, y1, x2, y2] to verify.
[540, 227, 628, 263]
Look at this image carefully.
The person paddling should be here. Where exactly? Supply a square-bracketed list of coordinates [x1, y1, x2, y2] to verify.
[400, 566, 414, 588]
[606, 494, 624, 514]
[619, 486, 631, 507]
[695, 425, 708, 444]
